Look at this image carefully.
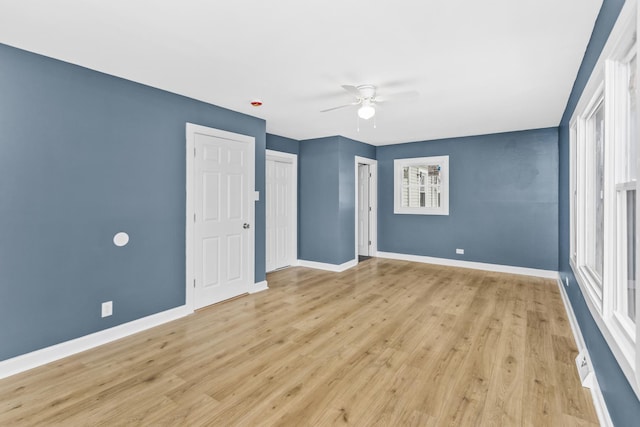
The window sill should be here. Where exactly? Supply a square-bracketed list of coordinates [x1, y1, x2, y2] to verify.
[393, 208, 450, 216]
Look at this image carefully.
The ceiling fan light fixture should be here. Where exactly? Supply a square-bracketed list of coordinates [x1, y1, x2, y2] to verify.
[358, 103, 375, 120]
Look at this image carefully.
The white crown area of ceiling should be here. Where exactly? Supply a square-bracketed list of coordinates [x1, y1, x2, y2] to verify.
[0, 0, 602, 146]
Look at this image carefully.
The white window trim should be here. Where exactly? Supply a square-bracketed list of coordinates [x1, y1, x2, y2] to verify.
[579, 87, 606, 307]
[570, 122, 578, 266]
[393, 155, 449, 215]
[569, 0, 640, 399]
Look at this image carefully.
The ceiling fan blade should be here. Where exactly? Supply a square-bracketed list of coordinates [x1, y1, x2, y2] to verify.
[341, 85, 362, 97]
[384, 90, 420, 103]
[320, 103, 356, 113]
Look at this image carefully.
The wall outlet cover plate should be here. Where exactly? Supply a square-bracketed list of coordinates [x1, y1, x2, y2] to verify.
[101, 301, 113, 318]
[575, 350, 593, 388]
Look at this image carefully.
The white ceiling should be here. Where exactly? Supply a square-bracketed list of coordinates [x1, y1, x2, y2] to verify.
[0, 0, 602, 146]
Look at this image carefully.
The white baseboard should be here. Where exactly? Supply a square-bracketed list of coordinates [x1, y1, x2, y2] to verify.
[0, 305, 192, 380]
[556, 276, 586, 350]
[376, 251, 558, 279]
[250, 280, 269, 294]
[297, 258, 357, 272]
[556, 277, 613, 427]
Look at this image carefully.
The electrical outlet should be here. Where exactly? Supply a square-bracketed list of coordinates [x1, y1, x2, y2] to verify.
[101, 301, 113, 318]
[575, 350, 593, 388]
[456, 248, 464, 255]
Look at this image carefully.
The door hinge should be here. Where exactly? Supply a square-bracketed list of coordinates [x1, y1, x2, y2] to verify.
[368, 240, 372, 245]
[194, 147, 196, 157]
[369, 207, 372, 211]
[369, 173, 372, 177]
[194, 213, 196, 222]
[193, 279, 196, 288]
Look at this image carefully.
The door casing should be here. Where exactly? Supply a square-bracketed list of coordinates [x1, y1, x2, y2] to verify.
[357, 163, 370, 256]
[265, 149, 298, 271]
[355, 156, 378, 259]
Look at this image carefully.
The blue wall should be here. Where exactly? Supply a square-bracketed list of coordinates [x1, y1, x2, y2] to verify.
[298, 136, 375, 265]
[0, 43, 266, 361]
[266, 133, 299, 155]
[377, 128, 559, 270]
[299, 137, 341, 264]
[558, 0, 640, 424]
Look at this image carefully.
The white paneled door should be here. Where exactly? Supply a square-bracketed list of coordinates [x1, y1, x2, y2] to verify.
[266, 154, 296, 272]
[358, 164, 370, 256]
[191, 125, 254, 309]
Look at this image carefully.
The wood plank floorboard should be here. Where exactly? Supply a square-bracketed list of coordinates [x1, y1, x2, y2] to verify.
[0, 258, 599, 426]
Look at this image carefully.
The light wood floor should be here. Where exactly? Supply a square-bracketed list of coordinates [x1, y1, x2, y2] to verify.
[0, 258, 598, 426]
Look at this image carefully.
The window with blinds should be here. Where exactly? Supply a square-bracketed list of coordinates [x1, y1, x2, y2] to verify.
[401, 164, 442, 208]
[394, 156, 449, 215]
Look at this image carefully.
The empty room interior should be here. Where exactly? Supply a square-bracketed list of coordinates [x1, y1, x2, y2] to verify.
[2, 0, 640, 425]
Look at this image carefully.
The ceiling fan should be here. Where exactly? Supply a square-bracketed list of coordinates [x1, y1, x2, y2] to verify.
[320, 84, 418, 121]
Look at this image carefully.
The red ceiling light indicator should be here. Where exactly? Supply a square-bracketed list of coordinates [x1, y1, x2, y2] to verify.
[250, 100, 263, 107]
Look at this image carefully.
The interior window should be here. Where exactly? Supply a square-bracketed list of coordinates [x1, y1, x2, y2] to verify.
[394, 156, 449, 215]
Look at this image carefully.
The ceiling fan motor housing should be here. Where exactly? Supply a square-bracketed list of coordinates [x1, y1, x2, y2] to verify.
[357, 84, 377, 100]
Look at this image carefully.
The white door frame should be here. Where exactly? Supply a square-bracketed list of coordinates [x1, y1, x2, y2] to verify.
[265, 149, 298, 269]
[354, 156, 377, 259]
[185, 123, 255, 312]
[357, 163, 370, 256]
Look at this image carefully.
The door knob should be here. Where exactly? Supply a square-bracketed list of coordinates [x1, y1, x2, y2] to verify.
[243, 223, 250, 229]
